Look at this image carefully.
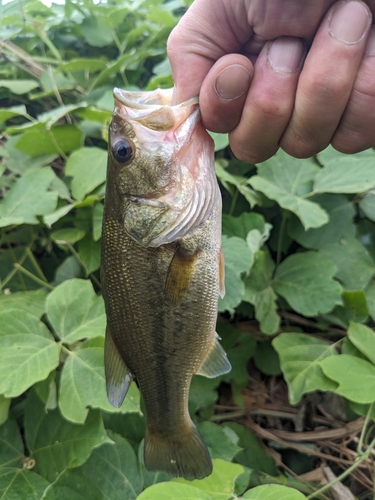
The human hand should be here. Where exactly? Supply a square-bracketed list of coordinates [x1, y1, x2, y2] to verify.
[167, 0, 375, 162]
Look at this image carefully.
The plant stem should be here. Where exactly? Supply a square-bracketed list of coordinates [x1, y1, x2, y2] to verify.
[229, 188, 239, 216]
[357, 402, 374, 454]
[307, 436, 375, 499]
[276, 210, 287, 266]
[13, 264, 54, 290]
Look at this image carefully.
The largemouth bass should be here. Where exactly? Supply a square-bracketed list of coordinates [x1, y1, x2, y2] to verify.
[101, 87, 231, 481]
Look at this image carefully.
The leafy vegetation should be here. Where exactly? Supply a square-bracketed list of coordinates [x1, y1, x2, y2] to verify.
[1, 0, 375, 498]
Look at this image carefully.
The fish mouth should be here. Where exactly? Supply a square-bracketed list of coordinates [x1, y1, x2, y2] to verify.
[113, 88, 198, 110]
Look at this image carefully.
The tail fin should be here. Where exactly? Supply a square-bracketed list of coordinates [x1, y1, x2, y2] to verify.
[144, 423, 212, 480]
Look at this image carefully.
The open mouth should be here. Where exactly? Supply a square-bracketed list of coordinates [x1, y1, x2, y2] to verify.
[113, 87, 198, 110]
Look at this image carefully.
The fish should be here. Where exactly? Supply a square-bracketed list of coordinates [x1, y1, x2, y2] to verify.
[101, 87, 231, 481]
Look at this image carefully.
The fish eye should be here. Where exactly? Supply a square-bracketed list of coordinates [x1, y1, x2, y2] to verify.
[112, 139, 134, 163]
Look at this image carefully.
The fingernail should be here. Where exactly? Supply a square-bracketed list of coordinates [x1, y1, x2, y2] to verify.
[329, 1, 370, 44]
[267, 37, 305, 74]
[365, 25, 375, 55]
[214, 64, 251, 101]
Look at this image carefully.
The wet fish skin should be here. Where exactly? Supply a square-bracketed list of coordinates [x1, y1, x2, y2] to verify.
[101, 88, 231, 480]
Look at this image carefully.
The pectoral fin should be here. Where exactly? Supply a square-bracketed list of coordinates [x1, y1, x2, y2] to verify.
[104, 328, 133, 408]
[219, 247, 225, 298]
[196, 334, 231, 378]
[165, 246, 199, 307]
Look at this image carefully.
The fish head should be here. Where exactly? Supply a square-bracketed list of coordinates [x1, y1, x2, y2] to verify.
[106, 88, 219, 247]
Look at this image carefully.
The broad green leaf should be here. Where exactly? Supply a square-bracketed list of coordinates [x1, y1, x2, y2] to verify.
[218, 236, 253, 313]
[34, 371, 57, 411]
[37, 104, 86, 129]
[78, 235, 101, 274]
[189, 376, 219, 417]
[93, 202, 104, 241]
[314, 156, 375, 193]
[225, 423, 277, 475]
[0, 290, 46, 318]
[242, 484, 307, 499]
[80, 16, 114, 47]
[0, 310, 60, 398]
[347, 322, 375, 365]
[0, 168, 58, 226]
[65, 147, 107, 201]
[243, 251, 279, 335]
[222, 333, 257, 391]
[0, 105, 29, 122]
[254, 341, 281, 376]
[273, 333, 338, 404]
[51, 228, 86, 244]
[288, 194, 355, 249]
[208, 132, 229, 152]
[0, 419, 24, 468]
[0, 468, 50, 500]
[43, 431, 142, 500]
[59, 337, 140, 423]
[316, 144, 373, 164]
[216, 161, 260, 208]
[44, 204, 75, 226]
[53, 256, 83, 286]
[173, 459, 246, 500]
[57, 58, 107, 72]
[0, 396, 11, 426]
[365, 280, 375, 321]
[0, 79, 39, 94]
[248, 151, 328, 229]
[222, 213, 266, 239]
[137, 482, 211, 500]
[25, 391, 112, 483]
[319, 237, 375, 290]
[342, 291, 369, 322]
[197, 422, 241, 461]
[273, 252, 342, 316]
[13, 125, 84, 157]
[320, 355, 375, 403]
[359, 192, 375, 221]
[46, 278, 105, 344]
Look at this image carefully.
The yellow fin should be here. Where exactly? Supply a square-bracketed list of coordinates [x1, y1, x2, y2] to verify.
[165, 246, 199, 307]
[196, 334, 231, 378]
[104, 328, 133, 408]
[144, 423, 212, 480]
[219, 247, 225, 298]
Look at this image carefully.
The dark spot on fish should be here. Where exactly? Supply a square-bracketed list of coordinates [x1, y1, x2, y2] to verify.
[112, 139, 135, 164]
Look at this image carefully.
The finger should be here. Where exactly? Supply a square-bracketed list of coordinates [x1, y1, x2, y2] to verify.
[198, 54, 253, 133]
[280, 0, 372, 158]
[167, 0, 248, 103]
[332, 25, 375, 152]
[228, 37, 305, 164]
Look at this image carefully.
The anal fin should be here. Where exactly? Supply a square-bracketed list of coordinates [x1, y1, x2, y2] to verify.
[196, 334, 231, 378]
[104, 327, 133, 408]
[165, 246, 199, 307]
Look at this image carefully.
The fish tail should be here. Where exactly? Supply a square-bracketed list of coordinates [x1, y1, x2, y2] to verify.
[144, 422, 212, 480]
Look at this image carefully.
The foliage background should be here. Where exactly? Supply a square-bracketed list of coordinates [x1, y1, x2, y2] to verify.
[1, 0, 375, 498]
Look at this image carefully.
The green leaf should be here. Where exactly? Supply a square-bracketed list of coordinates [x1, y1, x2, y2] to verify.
[347, 322, 375, 365]
[248, 151, 328, 230]
[25, 391, 112, 483]
[37, 104, 86, 130]
[218, 236, 253, 313]
[242, 484, 307, 499]
[225, 423, 277, 475]
[197, 422, 241, 461]
[57, 58, 107, 72]
[288, 194, 355, 250]
[0, 396, 11, 426]
[46, 279, 105, 344]
[215, 161, 261, 208]
[51, 228, 86, 244]
[137, 482, 211, 500]
[319, 237, 375, 290]
[254, 341, 281, 376]
[78, 235, 101, 274]
[273, 252, 342, 316]
[0, 80, 39, 94]
[273, 333, 338, 404]
[365, 280, 375, 321]
[173, 458, 246, 500]
[314, 156, 375, 193]
[0, 290, 46, 318]
[0, 419, 24, 468]
[243, 251, 279, 335]
[0, 468, 50, 500]
[0, 310, 60, 398]
[13, 125, 84, 157]
[43, 431, 143, 500]
[0, 105, 29, 123]
[342, 290, 369, 322]
[44, 204, 75, 226]
[222, 213, 266, 239]
[320, 355, 375, 404]
[208, 132, 229, 152]
[59, 337, 140, 424]
[92, 203, 103, 241]
[359, 192, 375, 221]
[80, 16, 114, 47]
[0, 168, 58, 226]
[65, 147, 107, 201]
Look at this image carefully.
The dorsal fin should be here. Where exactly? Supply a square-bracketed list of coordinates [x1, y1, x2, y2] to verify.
[196, 335, 231, 378]
[104, 328, 133, 408]
[165, 246, 199, 307]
